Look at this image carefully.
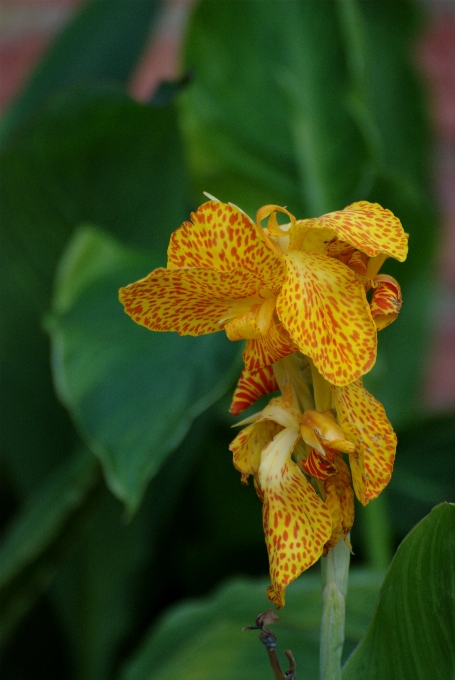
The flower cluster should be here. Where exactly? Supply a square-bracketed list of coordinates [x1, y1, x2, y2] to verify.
[119, 197, 407, 608]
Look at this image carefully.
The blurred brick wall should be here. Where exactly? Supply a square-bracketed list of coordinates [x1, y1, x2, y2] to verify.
[1, 0, 454, 412]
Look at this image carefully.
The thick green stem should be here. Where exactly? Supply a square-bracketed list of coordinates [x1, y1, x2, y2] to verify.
[319, 538, 350, 680]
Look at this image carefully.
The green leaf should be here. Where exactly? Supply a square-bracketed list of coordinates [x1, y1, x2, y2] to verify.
[343, 503, 455, 679]
[0, 448, 100, 646]
[120, 570, 382, 680]
[48, 226, 240, 512]
[0, 85, 187, 497]
[0, 0, 162, 145]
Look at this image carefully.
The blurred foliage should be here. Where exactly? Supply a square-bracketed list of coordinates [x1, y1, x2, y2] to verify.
[0, 0, 454, 679]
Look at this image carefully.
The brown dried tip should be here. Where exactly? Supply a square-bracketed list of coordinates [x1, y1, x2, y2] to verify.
[242, 609, 280, 631]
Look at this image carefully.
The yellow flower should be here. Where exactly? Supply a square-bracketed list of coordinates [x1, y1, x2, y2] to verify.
[119, 199, 407, 386]
[230, 392, 357, 608]
[231, 359, 397, 507]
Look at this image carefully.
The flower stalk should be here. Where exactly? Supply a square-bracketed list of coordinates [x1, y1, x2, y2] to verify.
[320, 537, 351, 680]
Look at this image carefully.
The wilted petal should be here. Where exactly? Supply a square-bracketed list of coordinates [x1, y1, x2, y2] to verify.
[119, 267, 267, 336]
[230, 366, 279, 416]
[276, 250, 377, 385]
[167, 201, 286, 289]
[290, 201, 408, 262]
[323, 454, 355, 554]
[370, 274, 402, 330]
[259, 429, 332, 605]
[331, 380, 397, 504]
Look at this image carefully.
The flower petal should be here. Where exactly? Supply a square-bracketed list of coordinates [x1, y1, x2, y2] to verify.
[290, 201, 408, 262]
[230, 366, 279, 416]
[259, 429, 332, 603]
[119, 267, 269, 336]
[167, 201, 286, 289]
[230, 420, 282, 495]
[242, 320, 297, 374]
[370, 274, 402, 331]
[276, 250, 377, 385]
[331, 380, 397, 504]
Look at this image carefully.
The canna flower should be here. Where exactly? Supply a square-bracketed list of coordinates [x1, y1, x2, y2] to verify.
[119, 199, 407, 387]
[230, 390, 356, 608]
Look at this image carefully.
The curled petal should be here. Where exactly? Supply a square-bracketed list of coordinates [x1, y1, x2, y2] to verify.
[119, 267, 268, 336]
[323, 454, 355, 554]
[290, 201, 408, 262]
[301, 449, 337, 480]
[276, 250, 377, 385]
[229, 420, 281, 493]
[242, 320, 297, 374]
[332, 380, 397, 505]
[230, 366, 279, 416]
[259, 429, 332, 603]
[370, 274, 402, 330]
[167, 201, 286, 290]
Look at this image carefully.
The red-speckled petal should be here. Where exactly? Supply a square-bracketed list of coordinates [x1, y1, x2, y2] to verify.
[332, 380, 397, 505]
[167, 201, 286, 289]
[230, 366, 279, 416]
[242, 321, 297, 374]
[119, 267, 267, 336]
[290, 201, 408, 262]
[276, 251, 377, 385]
[259, 429, 332, 604]
[370, 274, 402, 331]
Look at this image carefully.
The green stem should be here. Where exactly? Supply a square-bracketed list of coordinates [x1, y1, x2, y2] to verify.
[319, 538, 350, 680]
[362, 494, 392, 570]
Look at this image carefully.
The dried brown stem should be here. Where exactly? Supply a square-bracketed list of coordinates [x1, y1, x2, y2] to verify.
[243, 610, 296, 680]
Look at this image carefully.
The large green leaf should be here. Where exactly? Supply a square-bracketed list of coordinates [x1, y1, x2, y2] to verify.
[0, 0, 161, 145]
[119, 570, 382, 680]
[48, 226, 240, 512]
[181, 0, 437, 428]
[343, 503, 455, 679]
[0, 448, 100, 646]
[0, 86, 187, 497]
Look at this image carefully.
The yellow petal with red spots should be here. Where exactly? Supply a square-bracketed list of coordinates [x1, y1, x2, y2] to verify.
[276, 250, 377, 385]
[331, 380, 397, 505]
[259, 429, 332, 601]
[229, 420, 281, 492]
[370, 274, 402, 331]
[167, 201, 286, 290]
[119, 267, 270, 336]
[230, 366, 279, 416]
[242, 320, 297, 374]
[290, 201, 408, 262]
[323, 455, 355, 554]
